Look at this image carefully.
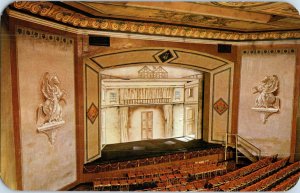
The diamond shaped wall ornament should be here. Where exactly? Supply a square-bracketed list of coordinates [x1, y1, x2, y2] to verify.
[158, 50, 174, 63]
[214, 98, 229, 115]
[87, 103, 99, 124]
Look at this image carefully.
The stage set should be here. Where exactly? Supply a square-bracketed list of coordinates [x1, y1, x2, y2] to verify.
[1, 1, 300, 192]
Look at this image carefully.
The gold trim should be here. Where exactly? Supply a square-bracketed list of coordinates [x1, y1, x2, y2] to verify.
[11, 2, 300, 41]
[242, 48, 296, 55]
[16, 26, 73, 45]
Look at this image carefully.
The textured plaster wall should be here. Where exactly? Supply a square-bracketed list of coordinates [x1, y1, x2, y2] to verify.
[0, 21, 17, 190]
[16, 30, 76, 190]
[238, 52, 296, 157]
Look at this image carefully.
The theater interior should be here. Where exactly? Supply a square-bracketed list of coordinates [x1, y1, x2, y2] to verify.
[1, 1, 300, 191]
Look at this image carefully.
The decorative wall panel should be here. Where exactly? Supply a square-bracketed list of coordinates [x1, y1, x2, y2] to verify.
[238, 49, 296, 157]
[85, 63, 101, 162]
[16, 27, 76, 190]
[211, 68, 232, 142]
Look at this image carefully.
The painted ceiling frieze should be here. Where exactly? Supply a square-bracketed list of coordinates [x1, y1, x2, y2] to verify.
[16, 26, 73, 45]
[11, 1, 300, 41]
[210, 2, 274, 8]
[242, 48, 295, 55]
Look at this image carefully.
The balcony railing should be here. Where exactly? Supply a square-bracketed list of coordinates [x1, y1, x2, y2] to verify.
[121, 98, 171, 105]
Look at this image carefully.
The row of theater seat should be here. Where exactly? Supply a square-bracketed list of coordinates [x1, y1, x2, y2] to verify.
[208, 156, 273, 187]
[91, 159, 212, 180]
[92, 155, 299, 191]
[84, 147, 224, 173]
[271, 171, 300, 191]
[150, 179, 207, 191]
[241, 161, 300, 191]
[126, 159, 215, 179]
[181, 163, 227, 179]
[93, 160, 227, 191]
[218, 157, 289, 191]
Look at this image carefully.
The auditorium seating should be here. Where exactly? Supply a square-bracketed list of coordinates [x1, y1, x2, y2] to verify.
[241, 161, 300, 191]
[271, 171, 300, 191]
[85, 147, 224, 173]
[91, 154, 300, 192]
[218, 157, 289, 191]
[93, 158, 227, 191]
[207, 156, 273, 187]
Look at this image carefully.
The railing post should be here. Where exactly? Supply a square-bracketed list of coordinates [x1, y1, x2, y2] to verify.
[225, 134, 227, 160]
[236, 135, 238, 164]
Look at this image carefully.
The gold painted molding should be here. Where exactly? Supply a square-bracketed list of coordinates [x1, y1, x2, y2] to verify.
[242, 48, 296, 55]
[12, 2, 300, 41]
[16, 26, 74, 45]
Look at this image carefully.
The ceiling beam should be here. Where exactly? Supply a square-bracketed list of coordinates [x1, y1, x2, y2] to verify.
[124, 2, 272, 24]
[63, 1, 103, 16]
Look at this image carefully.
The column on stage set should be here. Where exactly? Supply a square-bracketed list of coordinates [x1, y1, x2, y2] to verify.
[120, 106, 129, 142]
[163, 104, 173, 138]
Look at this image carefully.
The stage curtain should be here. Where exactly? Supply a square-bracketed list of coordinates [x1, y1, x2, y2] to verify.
[163, 104, 173, 138]
[120, 107, 129, 142]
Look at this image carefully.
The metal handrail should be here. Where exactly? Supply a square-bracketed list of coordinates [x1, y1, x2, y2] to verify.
[224, 133, 261, 162]
[237, 135, 261, 154]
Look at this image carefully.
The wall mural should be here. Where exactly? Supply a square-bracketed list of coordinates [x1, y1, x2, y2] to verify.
[36, 72, 66, 144]
[252, 75, 280, 124]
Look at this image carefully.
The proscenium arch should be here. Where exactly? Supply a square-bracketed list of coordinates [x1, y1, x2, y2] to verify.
[87, 47, 233, 72]
[84, 47, 234, 162]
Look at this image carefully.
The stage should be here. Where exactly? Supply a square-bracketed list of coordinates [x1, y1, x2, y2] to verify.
[85, 137, 223, 166]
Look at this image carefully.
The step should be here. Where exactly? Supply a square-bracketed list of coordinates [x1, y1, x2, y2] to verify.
[237, 145, 258, 163]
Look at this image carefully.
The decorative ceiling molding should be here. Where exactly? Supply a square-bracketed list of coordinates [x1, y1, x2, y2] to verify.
[209, 2, 299, 18]
[11, 2, 300, 41]
[16, 26, 73, 45]
[242, 48, 295, 55]
[211, 2, 274, 8]
[89, 48, 231, 72]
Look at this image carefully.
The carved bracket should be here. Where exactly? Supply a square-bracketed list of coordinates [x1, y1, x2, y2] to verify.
[37, 121, 65, 145]
[251, 107, 279, 124]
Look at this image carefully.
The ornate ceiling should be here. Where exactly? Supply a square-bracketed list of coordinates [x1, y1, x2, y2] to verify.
[63, 1, 300, 32]
[9, 1, 300, 41]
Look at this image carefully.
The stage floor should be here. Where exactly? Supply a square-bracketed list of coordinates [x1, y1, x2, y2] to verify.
[86, 137, 222, 166]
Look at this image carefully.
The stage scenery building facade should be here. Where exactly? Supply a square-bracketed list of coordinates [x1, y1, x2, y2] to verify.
[1, 1, 300, 191]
